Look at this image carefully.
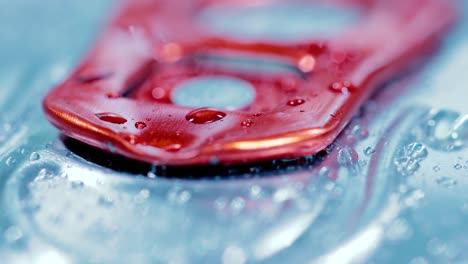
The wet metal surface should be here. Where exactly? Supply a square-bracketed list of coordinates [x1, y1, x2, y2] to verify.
[0, 1, 467, 263]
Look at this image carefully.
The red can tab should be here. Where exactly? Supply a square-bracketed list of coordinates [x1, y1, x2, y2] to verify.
[43, 0, 455, 165]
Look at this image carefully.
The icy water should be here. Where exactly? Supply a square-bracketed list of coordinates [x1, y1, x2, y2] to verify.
[0, 1, 467, 263]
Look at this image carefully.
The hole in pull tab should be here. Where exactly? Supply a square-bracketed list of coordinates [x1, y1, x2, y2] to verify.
[171, 76, 255, 110]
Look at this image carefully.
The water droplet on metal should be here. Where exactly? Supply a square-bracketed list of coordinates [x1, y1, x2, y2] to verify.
[337, 147, 359, 169]
[4, 226, 23, 243]
[29, 152, 40, 161]
[436, 177, 457, 188]
[70, 181, 84, 189]
[286, 98, 306, 107]
[5, 157, 16, 167]
[135, 121, 147, 129]
[214, 196, 228, 211]
[230, 197, 246, 213]
[95, 112, 127, 124]
[134, 188, 150, 203]
[249, 185, 263, 200]
[241, 119, 253, 128]
[186, 108, 227, 124]
[298, 55, 316, 73]
[394, 142, 428, 176]
[364, 146, 375, 156]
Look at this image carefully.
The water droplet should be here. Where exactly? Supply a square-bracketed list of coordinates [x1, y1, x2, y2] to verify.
[163, 144, 182, 152]
[273, 187, 298, 203]
[161, 42, 183, 62]
[349, 124, 369, 139]
[249, 185, 263, 200]
[151, 87, 166, 100]
[287, 98, 306, 107]
[124, 134, 138, 144]
[253, 113, 262, 117]
[95, 112, 127, 124]
[409, 257, 429, 264]
[222, 245, 247, 264]
[70, 181, 84, 189]
[417, 110, 467, 152]
[454, 163, 462, 170]
[76, 72, 112, 83]
[394, 142, 428, 176]
[403, 189, 425, 207]
[385, 218, 412, 241]
[106, 93, 120, 99]
[436, 177, 457, 188]
[241, 119, 253, 128]
[97, 196, 114, 207]
[177, 190, 192, 204]
[337, 147, 359, 168]
[167, 188, 191, 205]
[186, 108, 226, 124]
[461, 202, 468, 214]
[134, 189, 150, 203]
[433, 165, 441, 172]
[59, 172, 68, 179]
[404, 142, 429, 159]
[214, 196, 228, 210]
[364, 146, 375, 156]
[34, 168, 48, 182]
[298, 55, 316, 73]
[426, 238, 460, 259]
[4, 226, 23, 243]
[5, 157, 16, 167]
[147, 171, 157, 179]
[135, 121, 147, 130]
[329, 81, 354, 94]
[230, 197, 246, 213]
[427, 239, 446, 256]
[29, 152, 40, 161]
